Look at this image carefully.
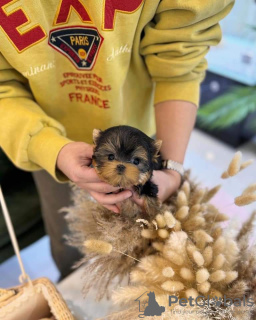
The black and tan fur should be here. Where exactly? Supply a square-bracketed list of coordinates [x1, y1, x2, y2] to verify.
[92, 125, 163, 215]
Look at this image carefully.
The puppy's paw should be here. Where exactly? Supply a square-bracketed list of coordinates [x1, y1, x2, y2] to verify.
[141, 180, 159, 198]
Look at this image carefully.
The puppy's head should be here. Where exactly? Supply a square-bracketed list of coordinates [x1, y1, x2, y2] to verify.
[92, 126, 162, 188]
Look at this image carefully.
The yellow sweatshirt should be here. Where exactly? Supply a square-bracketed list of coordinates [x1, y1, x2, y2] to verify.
[0, 0, 234, 181]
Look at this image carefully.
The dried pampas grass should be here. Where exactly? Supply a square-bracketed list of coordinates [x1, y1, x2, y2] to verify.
[84, 239, 113, 255]
[64, 187, 153, 300]
[235, 194, 256, 206]
[228, 151, 242, 176]
[234, 184, 256, 207]
[221, 151, 254, 179]
[64, 151, 256, 319]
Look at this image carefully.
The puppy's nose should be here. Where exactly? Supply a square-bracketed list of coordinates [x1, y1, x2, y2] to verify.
[116, 164, 126, 173]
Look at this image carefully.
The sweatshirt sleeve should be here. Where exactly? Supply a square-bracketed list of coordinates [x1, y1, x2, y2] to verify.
[140, 0, 235, 107]
[0, 53, 72, 182]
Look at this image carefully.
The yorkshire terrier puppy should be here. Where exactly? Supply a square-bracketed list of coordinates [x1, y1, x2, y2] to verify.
[92, 125, 163, 216]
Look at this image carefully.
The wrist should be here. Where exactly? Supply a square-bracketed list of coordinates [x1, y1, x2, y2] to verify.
[162, 169, 182, 188]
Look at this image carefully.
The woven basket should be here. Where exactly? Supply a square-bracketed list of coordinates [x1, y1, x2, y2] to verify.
[0, 187, 75, 320]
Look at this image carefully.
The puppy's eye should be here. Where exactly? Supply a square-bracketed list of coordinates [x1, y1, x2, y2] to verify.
[133, 158, 140, 165]
[108, 154, 115, 161]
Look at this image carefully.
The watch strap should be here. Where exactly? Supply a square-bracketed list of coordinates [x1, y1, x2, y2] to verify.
[162, 159, 184, 177]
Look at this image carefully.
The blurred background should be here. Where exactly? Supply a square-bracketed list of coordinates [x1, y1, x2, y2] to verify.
[1, 0, 256, 288]
[198, 0, 256, 147]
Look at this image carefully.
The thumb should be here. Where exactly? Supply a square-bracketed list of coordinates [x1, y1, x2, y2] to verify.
[84, 144, 95, 159]
[131, 190, 144, 207]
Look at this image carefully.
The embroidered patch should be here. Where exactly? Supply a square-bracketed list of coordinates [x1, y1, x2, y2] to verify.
[48, 26, 103, 70]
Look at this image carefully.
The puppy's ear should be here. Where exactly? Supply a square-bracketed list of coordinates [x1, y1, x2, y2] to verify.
[93, 128, 102, 145]
[154, 140, 162, 154]
[152, 139, 162, 163]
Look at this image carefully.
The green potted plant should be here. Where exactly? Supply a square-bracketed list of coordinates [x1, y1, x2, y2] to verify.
[197, 85, 256, 143]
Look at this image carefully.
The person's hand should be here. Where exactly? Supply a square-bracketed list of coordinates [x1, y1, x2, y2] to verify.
[56, 142, 132, 213]
[131, 169, 181, 208]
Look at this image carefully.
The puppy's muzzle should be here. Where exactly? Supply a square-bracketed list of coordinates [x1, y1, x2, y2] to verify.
[116, 164, 126, 174]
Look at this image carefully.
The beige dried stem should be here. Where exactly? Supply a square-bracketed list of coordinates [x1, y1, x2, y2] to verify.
[65, 165, 256, 319]
[111, 180, 240, 306]
[84, 239, 141, 262]
[228, 151, 242, 176]
[242, 183, 256, 195]
[235, 194, 256, 207]
[240, 159, 254, 171]
[221, 151, 254, 179]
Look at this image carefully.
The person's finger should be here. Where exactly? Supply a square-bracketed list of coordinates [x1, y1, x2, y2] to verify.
[116, 202, 122, 211]
[75, 166, 103, 183]
[102, 204, 120, 214]
[78, 182, 120, 193]
[84, 144, 94, 159]
[90, 190, 132, 205]
[131, 193, 144, 207]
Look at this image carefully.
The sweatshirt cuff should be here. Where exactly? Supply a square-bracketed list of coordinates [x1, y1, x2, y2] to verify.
[154, 80, 201, 108]
[27, 127, 73, 182]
